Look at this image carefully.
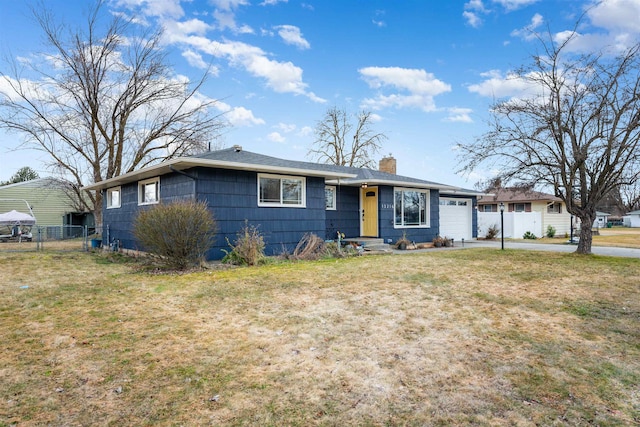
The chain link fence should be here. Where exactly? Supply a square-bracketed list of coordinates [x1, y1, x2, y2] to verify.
[0, 225, 92, 253]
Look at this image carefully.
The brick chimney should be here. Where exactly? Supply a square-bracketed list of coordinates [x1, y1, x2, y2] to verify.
[379, 155, 396, 175]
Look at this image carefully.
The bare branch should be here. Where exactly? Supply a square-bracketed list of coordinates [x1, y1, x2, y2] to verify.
[0, 1, 226, 224]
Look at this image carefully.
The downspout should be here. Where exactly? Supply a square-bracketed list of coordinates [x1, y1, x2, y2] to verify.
[169, 165, 197, 200]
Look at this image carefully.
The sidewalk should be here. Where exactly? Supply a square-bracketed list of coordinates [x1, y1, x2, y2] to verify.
[462, 239, 640, 258]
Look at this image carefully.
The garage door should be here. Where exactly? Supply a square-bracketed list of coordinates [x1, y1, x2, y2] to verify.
[439, 198, 472, 240]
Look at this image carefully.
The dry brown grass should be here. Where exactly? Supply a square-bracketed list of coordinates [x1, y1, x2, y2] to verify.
[594, 228, 640, 248]
[1, 249, 639, 426]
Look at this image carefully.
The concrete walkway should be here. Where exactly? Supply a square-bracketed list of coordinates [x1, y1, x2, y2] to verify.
[460, 239, 640, 258]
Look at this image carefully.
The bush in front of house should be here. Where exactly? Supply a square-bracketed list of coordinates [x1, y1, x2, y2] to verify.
[485, 224, 500, 240]
[546, 225, 557, 238]
[523, 231, 537, 239]
[133, 199, 217, 270]
[222, 221, 265, 266]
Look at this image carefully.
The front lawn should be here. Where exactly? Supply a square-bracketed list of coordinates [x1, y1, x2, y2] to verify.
[1, 249, 638, 426]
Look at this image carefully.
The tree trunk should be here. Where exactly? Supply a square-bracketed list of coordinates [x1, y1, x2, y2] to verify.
[576, 215, 594, 255]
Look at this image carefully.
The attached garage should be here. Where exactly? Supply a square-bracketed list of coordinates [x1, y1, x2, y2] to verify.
[439, 197, 473, 240]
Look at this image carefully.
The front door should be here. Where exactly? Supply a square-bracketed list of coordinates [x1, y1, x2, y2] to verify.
[362, 187, 378, 237]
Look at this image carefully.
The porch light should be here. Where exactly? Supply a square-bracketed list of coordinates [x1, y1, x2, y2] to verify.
[361, 183, 368, 189]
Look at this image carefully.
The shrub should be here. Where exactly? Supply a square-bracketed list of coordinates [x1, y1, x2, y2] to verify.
[222, 221, 265, 266]
[133, 199, 217, 270]
[523, 231, 537, 240]
[546, 225, 557, 238]
[486, 224, 500, 239]
[292, 233, 326, 260]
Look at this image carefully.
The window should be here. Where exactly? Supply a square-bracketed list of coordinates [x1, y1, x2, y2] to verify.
[138, 177, 159, 205]
[325, 186, 336, 210]
[258, 174, 305, 207]
[482, 204, 497, 212]
[547, 202, 562, 214]
[106, 186, 121, 209]
[511, 203, 530, 212]
[394, 188, 429, 227]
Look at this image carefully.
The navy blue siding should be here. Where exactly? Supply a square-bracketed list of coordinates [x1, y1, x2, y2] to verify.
[194, 168, 326, 259]
[102, 173, 195, 251]
[378, 187, 440, 245]
[325, 186, 360, 240]
[103, 168, 327, 260]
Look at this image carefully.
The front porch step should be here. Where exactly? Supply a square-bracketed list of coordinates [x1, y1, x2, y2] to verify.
[343, 237, 393, 252]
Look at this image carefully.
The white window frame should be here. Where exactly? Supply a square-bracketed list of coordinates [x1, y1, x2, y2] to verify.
[257, 173, 306, 208]
[325, 186, 336, 210]
[394, 187, 430, 228]
[138, 177, 160, 206]
[106, 186, 121, 209]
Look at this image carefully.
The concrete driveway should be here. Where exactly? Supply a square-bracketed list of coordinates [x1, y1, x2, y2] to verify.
[463, 239, 640, 258]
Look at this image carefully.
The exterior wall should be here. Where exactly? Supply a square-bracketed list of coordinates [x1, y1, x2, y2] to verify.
[533, 201, 572, 236]
[103, 167, 328, 260]
[0, 179, 85, 226]
[102, 172, 195, 251]
[623, 214, 640, 227]
[195, 168, 326, 259]
[326, 186, 359, 240]
[378, 186, 440, 244]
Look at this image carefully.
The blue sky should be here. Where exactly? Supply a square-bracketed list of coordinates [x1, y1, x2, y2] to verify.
[1, 0, 640, 188]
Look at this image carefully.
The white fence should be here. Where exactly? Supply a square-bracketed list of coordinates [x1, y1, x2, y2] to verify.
[478, 212, 542, 239]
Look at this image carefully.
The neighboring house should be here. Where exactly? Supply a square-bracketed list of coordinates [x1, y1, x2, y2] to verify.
[83, 147, 481, 260]
[0, 178, 94, 236]
[623, 210, 640, 227]
[477, 188, 574, 238]
[593, 211, 611, 229]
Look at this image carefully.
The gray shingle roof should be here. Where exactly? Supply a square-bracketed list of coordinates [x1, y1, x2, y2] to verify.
[192, 147, 462, 190]
[84, 146, 482, 194]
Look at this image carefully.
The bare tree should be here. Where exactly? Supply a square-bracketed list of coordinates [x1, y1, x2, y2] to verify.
[621, 183, 640, 212]
[0, 2, 225, 224]
[458, 32, 640, 254]
[308, 107, 386, 168]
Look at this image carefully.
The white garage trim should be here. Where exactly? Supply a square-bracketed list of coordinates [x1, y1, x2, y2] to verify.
[439, 197, 472, 240]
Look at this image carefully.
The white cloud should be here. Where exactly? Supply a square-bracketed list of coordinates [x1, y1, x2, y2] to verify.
[491, 0, 540, 11]
[510, 13, 543, 40]
[587, 0, 640, 33]
[274, 25, 310, 49]
[463, 0, 487, 27]
[182, 50, 214, 71]
[113, 0, 184, 19]
[297, 126, 313, 137]
[210, 0, 250, 11]
[176, 36, 325, 102]
[466, 0, 487, 12]
[216, 101, 265, 126]
[359, 66, 451, 112]
[213, 10, 254, 33]
[275, 123, 296, 133]
[467, 70, 541, 100]
[267, 131, 286, 142]
[463, 11, 483, 28]
[260, 0, 288, 5]
[444, 107, 474, 123]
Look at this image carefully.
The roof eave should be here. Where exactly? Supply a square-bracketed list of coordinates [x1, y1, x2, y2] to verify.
[82, 158, 357, 191]
[326, 177, 460, 191]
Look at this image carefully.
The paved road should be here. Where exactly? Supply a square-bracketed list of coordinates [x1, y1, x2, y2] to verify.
[461, 239, 640, 258]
